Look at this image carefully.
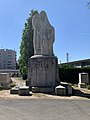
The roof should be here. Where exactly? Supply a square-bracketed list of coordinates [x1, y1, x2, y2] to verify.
[62, 58, 90, 64]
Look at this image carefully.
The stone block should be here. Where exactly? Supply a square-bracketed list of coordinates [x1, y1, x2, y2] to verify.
[67, 85, 73, 95]
[26, 80, 31, 86]
[28, 56, 60, 88]
[32, 87, 54, 93]
[18, 86, 30, 96]
[0, 73, 10, 89]
[60, 82, 73, 95]
[10, 87, 19, 94]
[55, 85, 66, 96]
[0, 73, 10, 84]
[78, 83, 86, 88]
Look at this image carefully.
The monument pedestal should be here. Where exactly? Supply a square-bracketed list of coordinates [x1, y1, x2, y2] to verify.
[32, 87, 54, 93]
[28, 55, 60, 93]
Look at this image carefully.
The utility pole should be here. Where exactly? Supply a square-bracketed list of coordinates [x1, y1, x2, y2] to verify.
[66, 52, 69, 63]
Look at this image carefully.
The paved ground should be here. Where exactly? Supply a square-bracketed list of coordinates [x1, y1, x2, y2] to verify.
[0, 99, 90, 120]
[0, 77, 90, 119]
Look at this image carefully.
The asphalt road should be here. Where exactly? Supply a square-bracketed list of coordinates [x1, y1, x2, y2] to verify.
[0, 99, 90, 120]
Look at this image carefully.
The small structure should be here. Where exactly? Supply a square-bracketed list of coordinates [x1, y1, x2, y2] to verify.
[78, 72, 89, 88]
[0, 73, 10, 88]
[10, 86, 30, 96]
[60, 82, 73, 95]
[10, 87, 19, 94]
[18, 86, 30, 96]
[55, 85, 66, 96]
[55, 82, 72, 96]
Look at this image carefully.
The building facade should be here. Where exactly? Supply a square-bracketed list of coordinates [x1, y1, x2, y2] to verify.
[61, 59, 90, 68]
[0, 49, 16, 69]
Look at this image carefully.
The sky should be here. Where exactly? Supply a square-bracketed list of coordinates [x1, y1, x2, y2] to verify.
[0, 0, 90, 63]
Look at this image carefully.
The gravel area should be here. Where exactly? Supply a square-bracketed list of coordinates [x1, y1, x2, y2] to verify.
[0, 89, 89, 100]
[0, 77, 90, 100]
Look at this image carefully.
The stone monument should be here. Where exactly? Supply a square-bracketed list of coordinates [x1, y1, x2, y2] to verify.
[0, 73, 11, 89]
[32, 11, 54, 56]
[78, 72, 89, 88]
[27, 11, 60, 93]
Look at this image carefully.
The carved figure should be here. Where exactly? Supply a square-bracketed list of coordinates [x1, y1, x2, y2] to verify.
[32, 11, 55, 56]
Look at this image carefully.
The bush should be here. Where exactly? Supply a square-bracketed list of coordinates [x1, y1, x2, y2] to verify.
[59, 66, 90, 84]
[10, 83, 16, 88]
[22, 74, 27, 80]
[86, 85, 90, 90]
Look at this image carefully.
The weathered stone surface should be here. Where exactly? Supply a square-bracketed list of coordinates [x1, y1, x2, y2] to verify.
[0, 73, 10, 88]
[32, 87, 54, 93]
[78, 83, 86, 88]
[18, 86, 30, 96]
[28, 11, 60, 93]
[32, 11, 55, 56]
[60, 82, 73, 95]
[55, 85, 66, 96]
[10, 87, 19, 94]
[28, 56, 60, 87]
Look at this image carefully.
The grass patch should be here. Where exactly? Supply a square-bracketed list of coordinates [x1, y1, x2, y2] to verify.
[10, 83, 16, 88]
[86, 85, 90, 90]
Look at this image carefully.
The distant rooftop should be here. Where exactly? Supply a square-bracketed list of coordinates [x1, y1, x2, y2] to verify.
[61, 58, 90, 68]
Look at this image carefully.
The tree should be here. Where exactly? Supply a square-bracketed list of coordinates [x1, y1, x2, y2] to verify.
[87, 1, 90, 7]
[16, 61, 19, 69]
[59, 63, 74, 69]
[19, 10, 38, 79]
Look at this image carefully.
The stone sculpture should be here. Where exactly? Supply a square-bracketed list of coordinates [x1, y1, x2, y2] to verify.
[32, 11, 55, 56]
[27, 11, 60, 93]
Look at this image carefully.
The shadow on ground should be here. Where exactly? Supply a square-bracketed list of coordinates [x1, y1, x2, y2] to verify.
[73, 88, 90, 99]
[38, 88, 90, 99]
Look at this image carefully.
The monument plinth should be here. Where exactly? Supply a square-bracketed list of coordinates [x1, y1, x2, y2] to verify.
[27, 11, 60, 93]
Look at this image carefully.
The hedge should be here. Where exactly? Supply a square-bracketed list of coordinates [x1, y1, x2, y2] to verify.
[59, 67, 90, 84]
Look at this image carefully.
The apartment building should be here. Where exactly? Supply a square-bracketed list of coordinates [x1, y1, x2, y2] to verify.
[0, 49, 16, 69]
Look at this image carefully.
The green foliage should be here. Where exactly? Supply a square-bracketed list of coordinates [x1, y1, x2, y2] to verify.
[59, 63, 74, 68]
[86, 85, 90, 90]
[87, 1, 90, 8]
[16, 62, 19, 69]
[10, 83, 16, 88]
[19, 10, 38, 79]
[59, 67, 90, 84]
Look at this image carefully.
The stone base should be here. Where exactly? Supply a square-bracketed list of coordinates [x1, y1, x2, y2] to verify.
[78, 83, 86, 88]
[0, 73, 11, 89]
[18, 86, 30, 96]
[10, 87, 19, 94]
[26, 80, 31, 86]
[28, 55, 60, 87]
[55, 85, 66, 96]
[60, 82, 73, 95]
[32, 87, 54, 93]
